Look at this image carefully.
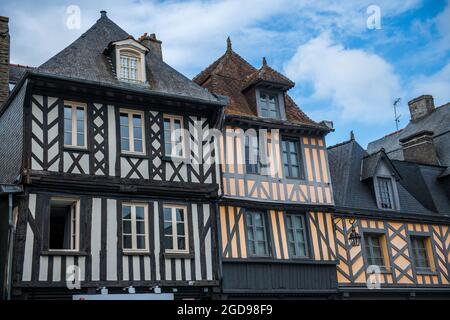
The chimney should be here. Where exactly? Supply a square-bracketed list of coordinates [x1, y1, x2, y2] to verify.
[139, 33, 163, 60]
[0, 16, 10, 107]
[399, 130, 439, 165]
[408, 95, 435, 121]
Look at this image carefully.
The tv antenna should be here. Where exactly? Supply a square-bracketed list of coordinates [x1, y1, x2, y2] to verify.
[393, 98, 401, 131]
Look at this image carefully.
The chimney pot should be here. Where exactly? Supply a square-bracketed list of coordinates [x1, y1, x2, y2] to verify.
[100, 10, 107, 18]
[139, 33, 163, 60]
[408, 94, 435, 121]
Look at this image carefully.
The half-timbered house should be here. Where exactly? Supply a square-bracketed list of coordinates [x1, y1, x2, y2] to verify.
[194, 39, 338, 298]
[328, 130, 450, 299]
[0, 11, 226, 299]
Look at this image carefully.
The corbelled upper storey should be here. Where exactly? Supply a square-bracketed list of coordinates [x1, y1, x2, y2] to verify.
[36, 11, 221, 104]
[193, 38, 328, 131]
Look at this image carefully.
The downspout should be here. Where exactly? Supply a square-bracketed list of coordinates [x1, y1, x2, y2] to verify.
[6, 193, 14, 300]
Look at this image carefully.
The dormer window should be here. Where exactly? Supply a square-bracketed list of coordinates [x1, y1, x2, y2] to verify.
[109, 38, 149, 83]
[120, 52, 139, 82]
[374, 176, 399, 210]
[260, 92, 280, 119]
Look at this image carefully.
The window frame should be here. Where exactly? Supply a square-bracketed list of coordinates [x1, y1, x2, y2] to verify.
[284, 213, 309, 258]
[119, 108, 146, 155]
[163, 114, 186, 159]
[362, 232, 387, 268]
[48, 197, 80, 252]
[409, 235, 434, 274]
[281, 136, 305, 180]
[244, 210, 271, 257]
[115, 43, 147, 83]
[163, 204, 189, 254]
[63, 101, 87, 149]
[258, 91, 281, 119]
[122, 202, 149, 253]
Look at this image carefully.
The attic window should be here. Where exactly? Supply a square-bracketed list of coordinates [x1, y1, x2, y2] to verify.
[112, 39, 148, 83]
[374, 176, 399, 210]
[120, 51, 139, 82]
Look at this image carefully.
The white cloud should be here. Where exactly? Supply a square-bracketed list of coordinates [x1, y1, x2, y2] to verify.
[284, 32, 402, 123]
[411, 62, 450, 106]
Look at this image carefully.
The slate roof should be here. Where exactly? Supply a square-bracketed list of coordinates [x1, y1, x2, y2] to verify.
[36, 12, 221, 104]
[360, 150, 400, 181]
[9, 64, 34, 85]
[328, 138, 450, 217]
[193, 39, 325, 129]
[367, 103, 450, 166]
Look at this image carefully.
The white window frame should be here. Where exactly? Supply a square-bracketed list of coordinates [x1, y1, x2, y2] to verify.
[122, 203, 149, 253]
[114, 40, 148, 83]
[163, 204, 189, 254]
[120, 109, 146, 155]
[64, 101, 87, 149]
[163, 114, 186, 158]
[49, 197, 80, 252]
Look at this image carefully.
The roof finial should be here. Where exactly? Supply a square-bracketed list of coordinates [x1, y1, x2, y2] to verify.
[226, 36, 232, 52]
[262, 57, 267, 67]
[350, 130, 355, 141]
[100, 10, 107, 18]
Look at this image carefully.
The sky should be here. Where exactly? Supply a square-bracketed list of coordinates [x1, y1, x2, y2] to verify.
[2, 0, 449, 147]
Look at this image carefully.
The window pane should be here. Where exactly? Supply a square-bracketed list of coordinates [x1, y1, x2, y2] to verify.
[256, 228, 265, 241]
[123, 235, 132, 249]
[136, 221, 145, 234]
[135, 206, 144, 219]
[121, 138, 130, 152]
[177, 222, 185, 236]
[64, 132, 72, 145]
[163, 222, 172, 235]
[176, 208, 184, 222]
[122, 206, 131, 219]
[256, 242, 267, 255]
[137, 235, 146, 249]
[133, 126, 142, 140]
[164, 235, 173, 250]
[378, 178, 393, 209]
[77, 133, 84, 146]
[132, 114, 142, 127]
[123, 220, 131, 234]
[178, 237, 186, 250]
[164, 208, 172, 221]
[254, 213, 263, 227]
[120, 114, 128, 126]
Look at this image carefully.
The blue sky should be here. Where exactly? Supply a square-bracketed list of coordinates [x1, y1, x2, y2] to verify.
[2, 0, 449, 147]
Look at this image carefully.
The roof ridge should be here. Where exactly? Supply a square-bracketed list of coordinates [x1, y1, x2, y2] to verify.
[327, 138, 354, 150]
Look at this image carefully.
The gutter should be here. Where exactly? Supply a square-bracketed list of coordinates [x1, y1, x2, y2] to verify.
[0, 184, 23, 300]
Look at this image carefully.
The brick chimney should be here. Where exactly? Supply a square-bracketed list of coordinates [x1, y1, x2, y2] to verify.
[0, 16, 10, 107]
[138, 33, 163, 60]
[399, 130, 439, 165]
[408, 95, 435, 122]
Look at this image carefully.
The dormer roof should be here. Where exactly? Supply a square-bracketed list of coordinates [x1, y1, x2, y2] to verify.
[241, 57, 294, 91]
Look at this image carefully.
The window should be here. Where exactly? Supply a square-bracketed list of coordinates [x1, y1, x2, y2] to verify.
[259, 92, 280, 119]
[163, 115, 185, 157]
[246, 211, 269, 256]
[64, 102, 87, 148]
[120, 52, 139, 82]
[282, 138, 304, 179]
[364, 233, 386, 267]
[377, 177, 394, 209]
[245, 135, 260, 174]
[120, 110, 145, 154]
[49, 198, 79, 251]
[163, 205, 188, 253]
[122, 203, 148, 252]
[410, 236, 431, 272]
[285, 214, 308, 257]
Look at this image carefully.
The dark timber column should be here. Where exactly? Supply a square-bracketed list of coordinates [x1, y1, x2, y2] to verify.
[0, 16, 10, 107]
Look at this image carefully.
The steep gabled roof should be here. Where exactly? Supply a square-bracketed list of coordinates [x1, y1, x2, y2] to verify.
[36, 12, 220, 104]
[193, 39, 323, 128]
[328, 138, 450, 217]
[360, 149, 401, 181]
[367, 103, 450, 166]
